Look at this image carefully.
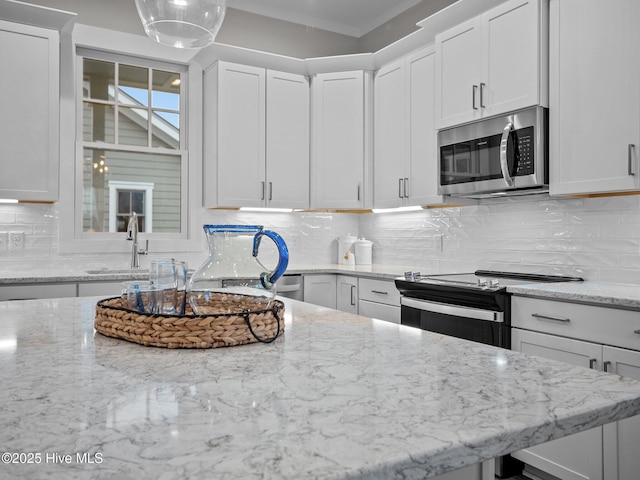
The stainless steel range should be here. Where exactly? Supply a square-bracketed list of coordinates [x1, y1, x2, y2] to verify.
[395, 269, 584, 478]
[395, 270, 583, 349]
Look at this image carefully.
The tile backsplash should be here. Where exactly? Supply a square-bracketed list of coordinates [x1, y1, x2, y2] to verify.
[1, 194, 639, 284]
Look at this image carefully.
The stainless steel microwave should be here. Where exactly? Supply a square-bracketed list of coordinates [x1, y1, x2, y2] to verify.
[437, 106, 548, 197]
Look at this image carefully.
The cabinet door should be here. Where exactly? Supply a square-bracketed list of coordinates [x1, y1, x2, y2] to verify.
[217, 62, 266, 207]
[435, 18, 482, 129]
[311, 71, 365, 209]
[549, 0, 640, 195]
[266, 70, 310, 209]
[336, 275, 358, 314]
[0, 21, 59, 201]
[406, 46, 441, 206]
[374, 60, 406, 209]
[511, 329, 603, 480]
[603, 346, 640, 480]
[303, 275, 337, 309]
[481, 0, 543, 117]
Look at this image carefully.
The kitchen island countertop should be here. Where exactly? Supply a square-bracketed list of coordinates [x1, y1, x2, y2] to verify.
[2, 296, 640, 479]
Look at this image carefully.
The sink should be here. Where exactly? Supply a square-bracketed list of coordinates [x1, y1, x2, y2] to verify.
[85, 268, 149, 275]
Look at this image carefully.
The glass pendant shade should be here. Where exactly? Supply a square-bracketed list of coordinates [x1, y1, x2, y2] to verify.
[135, 0, 226, 49]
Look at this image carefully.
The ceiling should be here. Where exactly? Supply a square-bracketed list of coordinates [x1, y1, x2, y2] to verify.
[227, 0, 425, 37]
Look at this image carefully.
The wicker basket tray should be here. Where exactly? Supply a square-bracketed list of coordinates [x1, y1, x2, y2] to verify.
[95, 293, 284, 349]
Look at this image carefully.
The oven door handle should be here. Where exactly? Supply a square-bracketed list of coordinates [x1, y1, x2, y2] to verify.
[401, 297, 504, 323]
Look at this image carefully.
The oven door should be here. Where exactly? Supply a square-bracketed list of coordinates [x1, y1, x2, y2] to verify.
[400, 297, 509, 348]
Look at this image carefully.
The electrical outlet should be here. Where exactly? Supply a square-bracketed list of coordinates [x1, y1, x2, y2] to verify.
[8, 231, 24, 250]
[0, 232, 7, 251]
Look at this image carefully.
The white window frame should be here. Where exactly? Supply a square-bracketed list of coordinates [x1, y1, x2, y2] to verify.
[58, 25, 203, 254]
[108, 180, 154, 233]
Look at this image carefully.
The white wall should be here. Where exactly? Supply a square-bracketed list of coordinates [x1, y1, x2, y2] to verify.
[1, 195, 640, 284]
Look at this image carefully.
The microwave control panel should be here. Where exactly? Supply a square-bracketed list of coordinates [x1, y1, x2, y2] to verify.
[515, 126, 534, 176]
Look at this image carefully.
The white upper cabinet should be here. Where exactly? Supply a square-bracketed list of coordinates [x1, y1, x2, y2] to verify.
[549, 0, 640, 196]
[311, 70, 371, 209]
[204, 61, 309, 208]
[374, 46, 440, 208]
[266, 70, 310, 209]
[374, 60, 406, 208]
[407, 48, 441, 206]
[0, 20, 60, 201]
[435, 0, 547, 129]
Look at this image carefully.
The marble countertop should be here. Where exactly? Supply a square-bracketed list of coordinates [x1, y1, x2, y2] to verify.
[507, 281, 640, 310]
[2, 261, 640, 309]
[2, 296, 640, 479]
[0, 262, 412, 284]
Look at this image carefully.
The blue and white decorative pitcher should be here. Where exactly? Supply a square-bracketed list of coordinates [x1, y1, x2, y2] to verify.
[187, 225, 289, 315]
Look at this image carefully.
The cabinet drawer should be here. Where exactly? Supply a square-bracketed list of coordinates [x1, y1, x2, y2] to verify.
[359, 300, 400, 324]
[358, 278, 400, 306]
[512, 296, 640, 352]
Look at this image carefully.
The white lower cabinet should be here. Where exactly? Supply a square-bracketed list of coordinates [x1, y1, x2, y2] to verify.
[358, 278, 400, 324]
[602, 346, 640, 480]
[511, 296, 640, 480]
[77, 281, 123, 297]
[336, 275, 358, 314]
[303, 274, 337, 309]
[0, 283, 77, 301]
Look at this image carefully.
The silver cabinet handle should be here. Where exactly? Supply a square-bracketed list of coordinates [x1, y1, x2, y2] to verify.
[480, 82, 486, 108]
[268, 181, 273, 201]
[531, 313, 571, 323]
[371, 290, 388, 295]
[357, 183, 362, 201]
[261, 181, 265, 200]
[629, 144, 636, 176]
[499, 121, 515, 187]
[472, 84, 478, 110]
[404, 178, 409, 198]
[589, 358, 597, 369]
[603, 361, 612, 373]
[399, 178, 403, 199]
[350, 285, 356, 306]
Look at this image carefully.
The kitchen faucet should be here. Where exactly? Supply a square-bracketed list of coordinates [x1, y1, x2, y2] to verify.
[126, 212, 148, 269]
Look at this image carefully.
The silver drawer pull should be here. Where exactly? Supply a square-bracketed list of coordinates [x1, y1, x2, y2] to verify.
[371, 290, 388, 295]
[531, 313, 571, 323]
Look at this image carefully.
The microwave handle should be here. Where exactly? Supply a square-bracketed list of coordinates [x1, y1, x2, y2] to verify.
[499, 121, 515, 187]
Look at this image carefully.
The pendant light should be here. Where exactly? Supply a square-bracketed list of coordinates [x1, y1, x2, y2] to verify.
[135, 0, 226, 49]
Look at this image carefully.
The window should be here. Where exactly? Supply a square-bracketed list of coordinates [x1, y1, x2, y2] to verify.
[78, 49, 186, 236]
[107, 180, 154, 233]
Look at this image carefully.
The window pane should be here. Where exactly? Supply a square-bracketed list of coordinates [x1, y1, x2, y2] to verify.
[83, 102, 115, 142]
[82, 147, 181, 233]
[118, 107, 148, 146]
[152, 111, 179, 149]
[132, 191, 144, 214]
[83, 59, 114, 101]
[152, 70, 180, 110]
[119, 64, 148, 106]
[118, 191, 130, 214]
